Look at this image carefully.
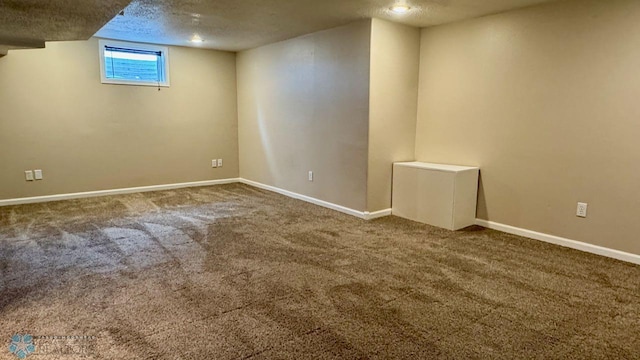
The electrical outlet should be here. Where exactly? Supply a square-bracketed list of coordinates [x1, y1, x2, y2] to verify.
[308, 171, 313, 182]
[25, 170, 34, 181]
[576, 202, 588, 218]
[34, 169, 43, 180]
[217, 159, 223, 167]
[212, 160, 217, 168]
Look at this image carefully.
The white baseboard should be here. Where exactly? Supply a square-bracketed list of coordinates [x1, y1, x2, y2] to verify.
[475, 219, 640, 265]
[6, 178, 633, 264]
[364, 209, 393, 220]
[0, 178, 241, 207]
[0, 177, 392, 221]
[239, 178, 390, 221]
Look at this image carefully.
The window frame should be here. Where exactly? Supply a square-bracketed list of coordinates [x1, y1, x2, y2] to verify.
[98, 39, 171, 87]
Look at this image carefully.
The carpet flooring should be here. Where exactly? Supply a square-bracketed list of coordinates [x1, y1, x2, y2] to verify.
[0, 183, 638, 359]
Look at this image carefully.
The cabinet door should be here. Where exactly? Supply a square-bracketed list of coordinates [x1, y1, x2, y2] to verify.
[392, 165, 455, 230]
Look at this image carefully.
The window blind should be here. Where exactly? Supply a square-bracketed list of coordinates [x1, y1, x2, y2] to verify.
[103, 45, 165, 82]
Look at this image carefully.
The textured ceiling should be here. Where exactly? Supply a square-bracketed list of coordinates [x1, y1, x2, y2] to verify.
[0, 0, 131, 52]
[96, 0, 560, 51]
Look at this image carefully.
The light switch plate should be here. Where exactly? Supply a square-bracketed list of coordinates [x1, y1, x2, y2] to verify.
[25, 171, 34, 181]
[34, 169, 43, 180]
[212, 160, 217, 168]
[217, 159, 223, 167]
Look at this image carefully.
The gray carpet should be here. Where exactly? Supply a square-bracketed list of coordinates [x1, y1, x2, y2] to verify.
[0, 183, 638, 359]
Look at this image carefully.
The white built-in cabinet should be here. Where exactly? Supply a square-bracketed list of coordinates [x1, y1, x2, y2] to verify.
[392, 162, 480, 230]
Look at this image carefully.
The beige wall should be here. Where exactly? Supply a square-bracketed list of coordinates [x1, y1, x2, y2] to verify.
[368, 19, 420, 212]
[416, 0, 640, 255]
[0, 38, 239, 200]
[237, 21, 371, 211]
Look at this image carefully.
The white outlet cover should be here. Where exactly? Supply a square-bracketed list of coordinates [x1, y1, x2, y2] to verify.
[25, 171, 34, 181]
[308, 171, 313, 181]
[34, 169, 43, 180]
[577, 202, 588, 218]
[212, 160, 217, 168]
[217, 159, 223, 167]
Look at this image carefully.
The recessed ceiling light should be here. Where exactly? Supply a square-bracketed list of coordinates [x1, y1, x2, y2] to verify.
[190, 34, 204, 44]
[390, 4, 411, 14]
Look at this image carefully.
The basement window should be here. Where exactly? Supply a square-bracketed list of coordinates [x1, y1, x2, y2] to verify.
[98, 39, 170, 87]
